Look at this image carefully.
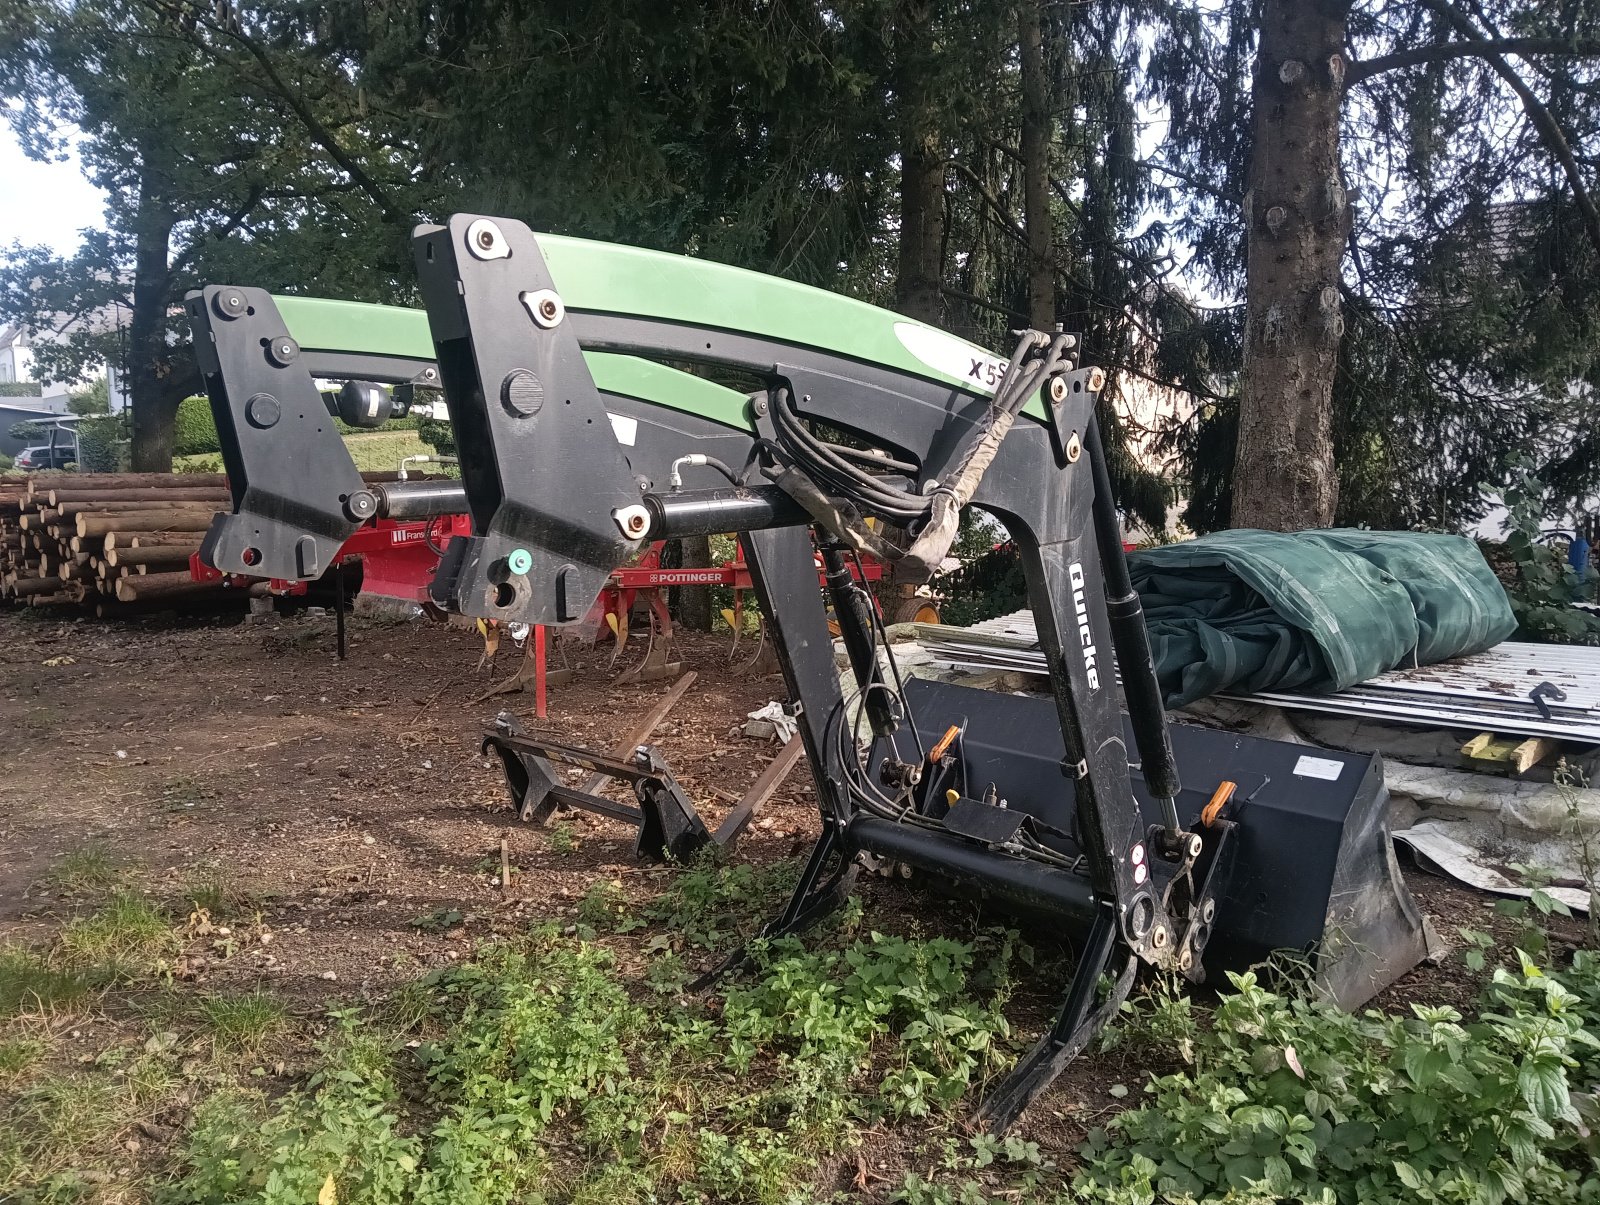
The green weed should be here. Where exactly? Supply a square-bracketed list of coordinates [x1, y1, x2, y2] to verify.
[408, 907, 463, 934]
[576, 879, 634, 929]
[162, 922, 1023, 1204]
[645, 856, 798, 951]
[198, 990, 287, 1049]
[1075, 955, 1600, 1203]
[548, 822, 579, 856]
[161, 775, 214, 811]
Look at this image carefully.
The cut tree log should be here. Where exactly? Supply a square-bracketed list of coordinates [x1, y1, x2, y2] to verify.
[105, 531, 208, 550]
[114, 575, 268, 604]
[105, 544, 198, 569]
[77, 511, 218, 538]
[48, 488, 228, 507]
[54, 497, 226, 516]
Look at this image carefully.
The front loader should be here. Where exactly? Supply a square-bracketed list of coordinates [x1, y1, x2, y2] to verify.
[400, 215, 1433, 1127]
[194, 216, 1433, 1128]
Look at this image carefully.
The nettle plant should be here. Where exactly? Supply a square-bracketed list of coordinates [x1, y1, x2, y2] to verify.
[1074, 961, 1600, 1205]
[1499, 454, 1600, 646]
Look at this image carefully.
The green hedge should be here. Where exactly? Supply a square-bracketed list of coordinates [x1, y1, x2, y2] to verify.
[416, 414, 456, 456]
[174, 393, 419, 459]
[75, 415, 127, 472]
[173, 395, 219, 457]
[0, 381, 42, 398]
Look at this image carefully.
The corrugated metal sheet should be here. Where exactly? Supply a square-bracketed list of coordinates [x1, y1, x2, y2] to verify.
[916, 612, 1600, 744]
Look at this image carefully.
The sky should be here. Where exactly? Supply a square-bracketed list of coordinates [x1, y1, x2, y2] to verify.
[0, 122, 106, 257]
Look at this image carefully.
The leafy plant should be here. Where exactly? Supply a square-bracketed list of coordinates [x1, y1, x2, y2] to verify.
[407, 907, 463, 934]
[1499, 454, 1600, 645]
[1074, 961, 1600, 1204]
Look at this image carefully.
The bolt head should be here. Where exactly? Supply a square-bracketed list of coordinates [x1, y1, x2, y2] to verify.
[344, 490, 377, 521]
[266, 336, 300, 368]
[1151, 925, 1168, 949]
[212, 290, 248, 320]
[521, 289, 565, 329]
[465, 218, 510, 260]
[1049, 376, 1068, 404]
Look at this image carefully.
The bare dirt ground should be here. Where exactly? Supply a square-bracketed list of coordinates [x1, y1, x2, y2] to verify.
[0, 605, 1585, 1199]
[0, 610, 819, 1001]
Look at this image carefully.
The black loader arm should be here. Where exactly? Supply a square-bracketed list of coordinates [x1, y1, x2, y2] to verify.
[185, 287, 430, 580]
[407, 215, 1252, 1129]
[399, 214, 1430, 1130]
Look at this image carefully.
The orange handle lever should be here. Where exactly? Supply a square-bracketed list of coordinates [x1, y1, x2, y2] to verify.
[930, 723, 962, 764]
[1201, 780, 1237, 828]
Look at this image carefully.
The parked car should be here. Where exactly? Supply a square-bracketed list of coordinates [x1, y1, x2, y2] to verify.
[14, 444, 77, 470]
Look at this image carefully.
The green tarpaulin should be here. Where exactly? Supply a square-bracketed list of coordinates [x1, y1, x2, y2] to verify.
[1127, 529, 1516, 708]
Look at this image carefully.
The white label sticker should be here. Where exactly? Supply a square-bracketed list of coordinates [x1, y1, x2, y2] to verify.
[1292, 755, 1344, 782]
[893, 322, 1007, 394]
[606, 412, 638, 446]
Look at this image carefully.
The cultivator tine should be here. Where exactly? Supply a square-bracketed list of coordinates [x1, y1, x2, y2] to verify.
[606, 610, 630, 673]
[618, 601, 680, 684]
[732, 613, 778, 676]
[467, 639, 540, 705]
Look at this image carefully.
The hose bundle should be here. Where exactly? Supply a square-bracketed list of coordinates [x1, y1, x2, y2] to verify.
[767, 328, 1077, 579]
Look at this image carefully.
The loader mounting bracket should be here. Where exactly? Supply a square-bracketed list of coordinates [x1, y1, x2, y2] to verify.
[484, 718, 723, 862]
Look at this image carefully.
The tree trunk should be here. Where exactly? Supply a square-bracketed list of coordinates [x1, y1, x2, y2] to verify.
[894, 1, 944, 326]
[1232, 0, 1352, 531]
[1019, 0, 1054, 330]
[678, 534, 713, 632]
[125, 176, 198, 473]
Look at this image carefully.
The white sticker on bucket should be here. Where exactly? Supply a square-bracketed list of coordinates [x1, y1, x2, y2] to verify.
[893, 322, 1008, 394]
[607, 412, 638, 446]
[1293, 755, 1344, 782]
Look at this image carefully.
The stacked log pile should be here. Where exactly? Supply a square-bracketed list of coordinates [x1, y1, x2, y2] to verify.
[0, 472, 262, 616]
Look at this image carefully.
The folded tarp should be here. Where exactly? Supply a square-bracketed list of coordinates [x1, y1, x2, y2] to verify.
[1128, 529, 1517, 708]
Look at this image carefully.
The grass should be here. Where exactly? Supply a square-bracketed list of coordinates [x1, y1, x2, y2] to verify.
[59, 893, 176, 969]
[197, 990, 287, 1049]
[340, 428, 432, 473]
[0, 948, 98, 1017]
[181, 862, 254, 920]
[0, 1035, 48, 1081]
[44, 844, 125, 896]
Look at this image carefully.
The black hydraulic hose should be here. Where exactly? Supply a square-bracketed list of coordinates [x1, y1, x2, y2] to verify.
[823, 544, 898, 738]
[1083, 419, 1183, 828]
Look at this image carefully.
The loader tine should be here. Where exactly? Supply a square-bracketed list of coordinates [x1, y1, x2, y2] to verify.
[974, 909, 1135, 1132]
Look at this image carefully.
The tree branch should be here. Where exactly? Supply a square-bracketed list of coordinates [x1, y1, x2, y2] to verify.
[168, 183, 263, 277]
[946, 160, 1032, 249]
[144, 2, 407, 227]
[1418, 0, 1600, 258]
[1350, 36, 1600, 84]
